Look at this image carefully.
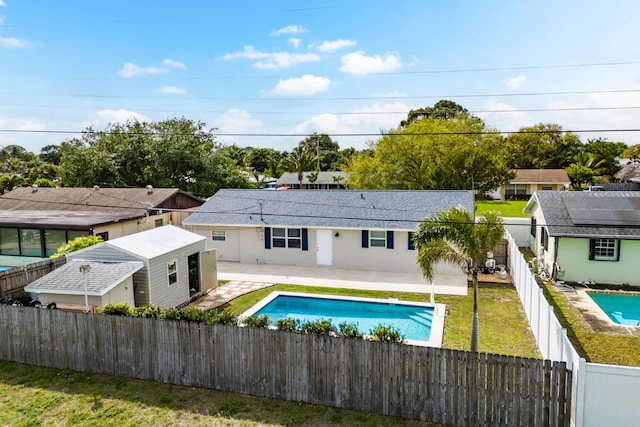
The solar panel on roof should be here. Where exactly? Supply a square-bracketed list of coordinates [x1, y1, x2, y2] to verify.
[563, 196, 640, 226]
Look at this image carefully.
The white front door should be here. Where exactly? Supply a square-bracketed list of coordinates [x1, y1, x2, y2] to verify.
[316, 229, 333, 266]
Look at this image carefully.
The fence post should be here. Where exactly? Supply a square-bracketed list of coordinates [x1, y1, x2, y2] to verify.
[546, 305, 554, 361]
[572, 358, 587, 427]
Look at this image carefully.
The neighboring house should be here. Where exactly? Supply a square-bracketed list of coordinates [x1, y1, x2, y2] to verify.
[0, 186, 204, 261]
[183, 189, 474, 278]
[613, 161, 640, 184]
[276, 171, 349, 189]
[63, 225, 217, 308]
[24, 259, 143, 310]
[524, 191, 640, 286]
[492, 169, 570, 200]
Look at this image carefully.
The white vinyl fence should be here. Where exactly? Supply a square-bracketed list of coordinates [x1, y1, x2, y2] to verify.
[506, 231, 640, 427]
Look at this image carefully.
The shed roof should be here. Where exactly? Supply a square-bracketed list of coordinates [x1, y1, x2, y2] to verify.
[24, 259, 143, 296]
[511, 169, 570, 184]
[184, 189, 475, 230]
[524, 191, 640, 239]
[103, 224, 205, 259]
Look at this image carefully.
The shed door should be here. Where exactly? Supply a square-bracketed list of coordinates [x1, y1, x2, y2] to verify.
[199, 249, 218, 292]
[316, 230, 333, 266]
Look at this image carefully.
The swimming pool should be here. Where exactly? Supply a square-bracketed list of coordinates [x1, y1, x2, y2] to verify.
[241, 292, 446, 347]
[0, 266, 12, 273]
[587, 292, 640, 326]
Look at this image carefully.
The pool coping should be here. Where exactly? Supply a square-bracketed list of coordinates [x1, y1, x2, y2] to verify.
[573, 289, 640, 329]
[239, 291, 446, 348]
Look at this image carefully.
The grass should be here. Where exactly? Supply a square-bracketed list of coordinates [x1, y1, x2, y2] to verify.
[475, 200, 528, 218]
[0, 281, 539, 426]
[224, 282, 540, 357]
[541, 282, 640, 367]
[0, 360, 439, 427]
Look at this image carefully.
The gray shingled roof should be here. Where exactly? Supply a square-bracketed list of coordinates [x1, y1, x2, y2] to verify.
[276, 171, 349, 186]
[525, 191, 640, 239]
[184, 189, 475, 230]
[24, 259, 143, 296]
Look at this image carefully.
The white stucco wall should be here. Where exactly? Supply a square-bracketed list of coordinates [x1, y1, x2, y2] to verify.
[556, 238, 640, 286]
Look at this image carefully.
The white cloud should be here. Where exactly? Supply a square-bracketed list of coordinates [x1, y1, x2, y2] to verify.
[83, 109, 152, 129]
[154, 86, 188, 95]
[504, 75, 526, 89]
[315, 39, 357, 53]
[270, 25, 307, 36]
[289, 38, 301, 48]
[162, 58, 186, 69]
[117, 62, 168, 78]
[269, 75, 330, 96]
[294, 102, 409, 149]
[0, 1, 5, 6]
[221, 46, 320, 69]
[339, 51, 401, 75]
[0, 35, 32, 48]
[212, 109, 263, 145]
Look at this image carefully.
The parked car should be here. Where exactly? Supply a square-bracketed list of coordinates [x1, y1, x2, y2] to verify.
[584, 185, 605, 192]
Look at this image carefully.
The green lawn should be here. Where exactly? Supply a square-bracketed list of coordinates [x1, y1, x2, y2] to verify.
[224, 282, 539, 357]
[0, 281, 538, 426]
[475, 200, 528, 217]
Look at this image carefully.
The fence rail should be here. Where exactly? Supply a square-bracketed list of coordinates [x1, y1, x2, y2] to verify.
[0, 258, 67, 299]
[0, 304, 570, 427]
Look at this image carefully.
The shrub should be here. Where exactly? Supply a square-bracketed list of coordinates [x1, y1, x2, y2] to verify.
[181, 307, 206, 323]
[129, 305, 164, 319]
[301, 318, 335, 335]
[337, 322, 363, 339]
[276, 317, 300, 332]
[369, 324, 405, 343]
[244, 314, 270, 328]
[101, 303, 132, 316]
[206, 309, 238, 326]
[162, 308, 182, 321]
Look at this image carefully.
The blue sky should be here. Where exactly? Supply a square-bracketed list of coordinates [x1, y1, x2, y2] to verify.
[1, 1, 640, 154]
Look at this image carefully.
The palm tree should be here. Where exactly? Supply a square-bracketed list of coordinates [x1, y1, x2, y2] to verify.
[282, 147, 315, 189]
[412, 207, 504, 352]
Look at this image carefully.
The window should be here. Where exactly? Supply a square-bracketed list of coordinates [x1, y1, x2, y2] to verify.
[505, 184, 527, 196]
[20, 228, 41, 257]
[272, 227, 301, 249]
[370, 230, 386, 247]
[530, 217, 537, 237]
[408, 232, 415, 250]
[212, 230, 226, 241]
[0, 228, 19, 256]
[155, 218, 163, 227]
[95, 231, 109, 241]
[590, 238, 619, 261]
[540, 228, 549, 251]
[541, 185, 553, 191]
[167, 261, 178, 285]
[44, 229, 66, 257]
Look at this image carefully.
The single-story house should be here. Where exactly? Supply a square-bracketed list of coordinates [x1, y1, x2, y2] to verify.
[0, 186, 204, 261]
[63, 225, 217, 308]
[25, 259, 143, 310]
[491, 169, 570, 200]
[183, 189, 474, 278]
[613, 161, 640, 183]
[275, 171, 349, 189]
[524, 191, 640, 286]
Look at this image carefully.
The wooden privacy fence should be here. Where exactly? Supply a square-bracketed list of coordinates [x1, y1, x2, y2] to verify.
[0, 305, 571, 427]
[0, 258, 67, 299]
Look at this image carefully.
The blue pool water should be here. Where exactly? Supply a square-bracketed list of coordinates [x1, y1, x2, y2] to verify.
[252, 294, 434, 341]
[0, 266, 11, 272]
[588, 293, 640, 326]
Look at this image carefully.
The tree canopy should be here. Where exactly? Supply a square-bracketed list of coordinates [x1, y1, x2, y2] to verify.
[505, 124, 582, 169]
[347, 113, 514, 195]
[58, 118, 251, 196]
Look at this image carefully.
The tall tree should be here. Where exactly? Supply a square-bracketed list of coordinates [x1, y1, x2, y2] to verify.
[282, 147, 315, 188]
[348, 113, 513, 194]
[413, 207, 504, 352]
[400, 100, 470, 127]
[505, 123, 582, 169]
[297, 133, 340, 171]
[59, 118, 251, 196]
[582, 138, 627, 179]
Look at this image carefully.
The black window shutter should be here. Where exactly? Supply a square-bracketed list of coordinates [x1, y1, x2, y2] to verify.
[588, 239, 595, 260]
[386, 231, 394, 249]
[301, 228, 308, 251]
[265, 227, 271, 249]
[408, 232, 415, 250]
[615, 240, 621, 261]
[361, 230, 369, 248]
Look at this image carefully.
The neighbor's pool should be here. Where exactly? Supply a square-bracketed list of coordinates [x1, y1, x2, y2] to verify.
[0, 266, 12, 272]
[241, 292, 446, 346]
[588, 292, 640, 326]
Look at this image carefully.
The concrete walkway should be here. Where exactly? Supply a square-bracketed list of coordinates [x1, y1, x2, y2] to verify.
[216, 261, 468, 295]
